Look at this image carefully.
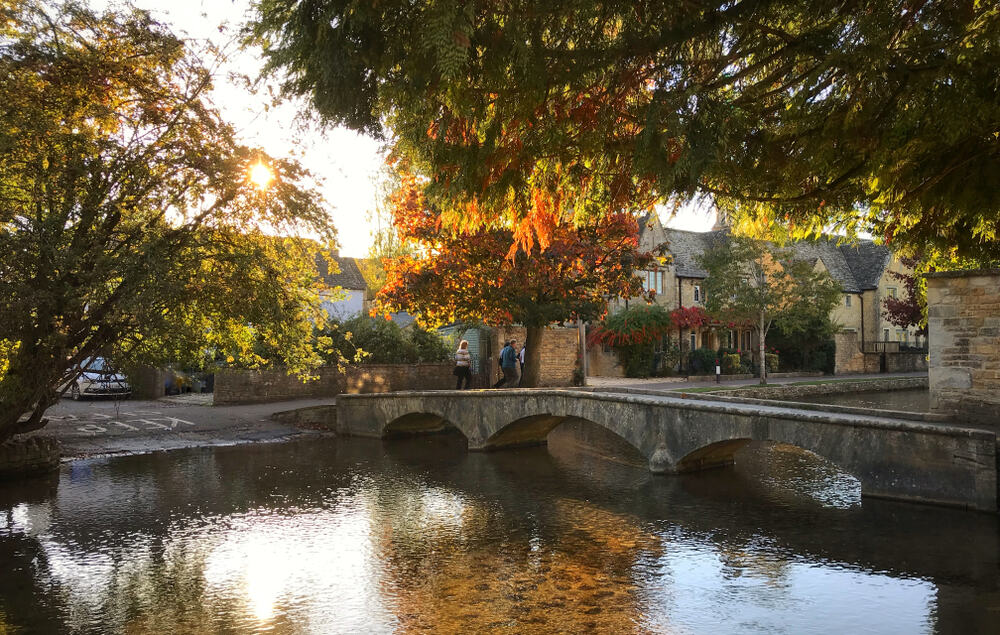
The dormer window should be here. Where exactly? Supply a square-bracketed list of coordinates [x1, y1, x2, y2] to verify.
[845, 294, 852, 307]
[694, 284, 703, 303]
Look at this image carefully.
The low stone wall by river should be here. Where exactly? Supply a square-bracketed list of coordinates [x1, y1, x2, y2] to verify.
[215, 363, 455, 405]
[0, 437, 61, 478]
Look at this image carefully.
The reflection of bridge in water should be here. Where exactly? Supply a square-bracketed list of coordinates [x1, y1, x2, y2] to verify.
[333, 389, 997, 512]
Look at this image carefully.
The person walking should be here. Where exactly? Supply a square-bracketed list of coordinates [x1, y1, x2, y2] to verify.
[454, 340, 473, 390]
[493, 339, 519, 388]
[517, 345, 526, 386]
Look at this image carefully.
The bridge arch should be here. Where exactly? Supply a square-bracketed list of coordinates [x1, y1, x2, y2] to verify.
[383, 412, 466, 439]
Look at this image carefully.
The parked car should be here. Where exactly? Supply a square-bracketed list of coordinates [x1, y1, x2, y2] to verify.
[67, 357, 131, 400]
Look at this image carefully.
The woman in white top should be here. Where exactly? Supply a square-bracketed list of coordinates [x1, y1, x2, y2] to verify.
[454, 339, 472, 390]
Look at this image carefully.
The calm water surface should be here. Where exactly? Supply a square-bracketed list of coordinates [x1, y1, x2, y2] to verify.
[0, 426, 996, 634]
[791, 388, 931, 413]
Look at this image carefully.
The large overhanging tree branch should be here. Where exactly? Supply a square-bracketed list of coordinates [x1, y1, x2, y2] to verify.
[248, 0, 1000, 261]
[374, 174, 655, 387]
[0, 2, 335, 442]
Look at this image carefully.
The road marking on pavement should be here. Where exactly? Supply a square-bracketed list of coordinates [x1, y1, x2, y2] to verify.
[75, 415, 196, 434]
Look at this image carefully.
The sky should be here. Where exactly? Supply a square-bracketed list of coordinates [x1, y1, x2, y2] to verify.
[97, 0, 716, 257]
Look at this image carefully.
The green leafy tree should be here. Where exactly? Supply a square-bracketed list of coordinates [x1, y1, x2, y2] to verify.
[248, 0, 1000, 261]
[698, 237, 842, 384]
[0, 3, 333, 441]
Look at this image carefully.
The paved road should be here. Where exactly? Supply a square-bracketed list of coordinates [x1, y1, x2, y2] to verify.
[36, 396, 338, 459]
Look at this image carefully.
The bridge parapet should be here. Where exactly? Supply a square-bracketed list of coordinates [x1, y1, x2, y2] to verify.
[335, 389, 998, 512]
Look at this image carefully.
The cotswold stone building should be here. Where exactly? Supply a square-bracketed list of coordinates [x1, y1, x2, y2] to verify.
[589, 213, 921, 376]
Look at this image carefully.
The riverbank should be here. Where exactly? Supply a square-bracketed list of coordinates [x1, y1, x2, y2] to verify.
[26, 396, 338, 460]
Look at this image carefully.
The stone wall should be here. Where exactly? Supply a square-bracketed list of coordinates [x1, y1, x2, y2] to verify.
[885, 352, 928, 373]
[926, 269, 1000, 423]
[125, 366, 167, 400]
[215, 363, 455, 405]
[493, 326, 579, 386]
[0, 437, 61, 478]
[833, 332, 881, 374]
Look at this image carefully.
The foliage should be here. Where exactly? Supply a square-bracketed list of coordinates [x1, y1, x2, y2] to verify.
[721, 353, 741, 375]
[654, 339, 682, 376]
[248, 0, 1000, 262]
[0, 3, 333, 441]
[688, 348, 719, 375]
[765, 353, 780, 374]
[669, 306, 712, 331]
[698, 236, 842, 383]
[587, 304, 679, 377]
[320, 316, 450, 365]
[590, 305, 674, 378]
[357, 166, 416, 298]
[591, 305, 673, 349]
[882, 256, 927, 335]
[768, 324, 836, 374]
[375, 175, 653, 386]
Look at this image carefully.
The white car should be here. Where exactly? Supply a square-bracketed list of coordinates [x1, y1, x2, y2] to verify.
[67, 357, 131, 400]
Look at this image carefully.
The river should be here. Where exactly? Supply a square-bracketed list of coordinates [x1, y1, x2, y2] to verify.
[0, 426, 996, 633]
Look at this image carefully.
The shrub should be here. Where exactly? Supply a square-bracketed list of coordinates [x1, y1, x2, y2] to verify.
[721, 353, 741, 374]
[688, 347, 718, 374]
[765, 353, 779, 373]
[319, 316, 451, 365]
[592, 305, 675, 378]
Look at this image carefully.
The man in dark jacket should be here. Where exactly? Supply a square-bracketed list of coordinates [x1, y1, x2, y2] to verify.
[493, 339, 519, 388]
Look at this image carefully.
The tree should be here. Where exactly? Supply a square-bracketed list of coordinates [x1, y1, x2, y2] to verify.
[698, 237, 842, 384]
[0, 3, 333, 442]
[248, 0, 1000, 261]
[375, 175, 654, 387]
[357, 167, 417, 298]
[882, 256, 927, 337]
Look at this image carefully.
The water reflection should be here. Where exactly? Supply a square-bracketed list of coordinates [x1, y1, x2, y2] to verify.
[791, 388, 931, 413]
[0, 431, 997, 634]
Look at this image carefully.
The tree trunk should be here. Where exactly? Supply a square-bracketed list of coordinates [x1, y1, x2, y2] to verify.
[522, 326, 544, 388]
[759, 316, 767, 385]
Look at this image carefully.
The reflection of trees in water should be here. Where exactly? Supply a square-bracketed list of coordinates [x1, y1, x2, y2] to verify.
[370, 490, 663, 634]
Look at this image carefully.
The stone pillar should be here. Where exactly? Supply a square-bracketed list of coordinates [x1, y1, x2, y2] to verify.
[926, 269, 1000, 424]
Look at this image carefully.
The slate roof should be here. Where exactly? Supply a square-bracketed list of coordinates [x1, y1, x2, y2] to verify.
[317, 255, 368, 291]
[661, 228, 891, 293]
[839, 241, 892, 290]
[662, 228, 727, 278]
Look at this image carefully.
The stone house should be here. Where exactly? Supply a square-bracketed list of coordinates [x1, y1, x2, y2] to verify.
[589, 212, 922, 376]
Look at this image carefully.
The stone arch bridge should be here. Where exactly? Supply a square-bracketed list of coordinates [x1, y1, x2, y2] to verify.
[333, 389, 997, 512]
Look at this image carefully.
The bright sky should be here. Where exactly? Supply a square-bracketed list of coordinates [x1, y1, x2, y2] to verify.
[97, 0, 715, 256]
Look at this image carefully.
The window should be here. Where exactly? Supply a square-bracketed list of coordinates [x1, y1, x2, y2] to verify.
[844, 294, 852, 307]
[694, 284, 702, 303]
[726, 330, 734, 349]
[883, 328, 889, 341]
[896, 329, 904, 341]
[689, 331, 696, 351]
[701, 332, 712, 348]
[887, 287, 898, 299]
[742, 330, 751, 351]
[642, 270, 664, 296]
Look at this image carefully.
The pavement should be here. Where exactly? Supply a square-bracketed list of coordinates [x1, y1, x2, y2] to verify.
[36, 395, 338, 460]
[33, 371, 928, 460]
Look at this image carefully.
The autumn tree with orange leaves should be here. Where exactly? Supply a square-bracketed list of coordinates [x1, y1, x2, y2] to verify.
[375, 176, 655, 387]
